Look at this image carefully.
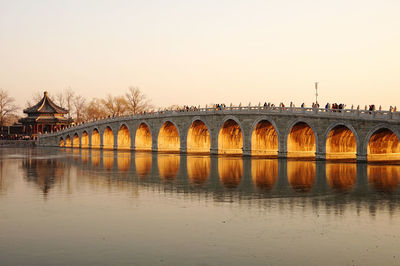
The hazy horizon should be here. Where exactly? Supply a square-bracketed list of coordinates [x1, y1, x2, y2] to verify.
[1, 0, 399, 115]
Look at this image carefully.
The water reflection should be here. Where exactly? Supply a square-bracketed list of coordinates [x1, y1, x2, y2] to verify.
[22, 158, 65, 194]
[287, 161, 316, 192]
[3, 148, 400, 266]
[91, 150, 100, 167]
[251, 159, 278, 190]
[158, 154, 180, 180]
[6, 147, 400, 216]
[368, 164, 400, 192]
[187, 155, 210, 185]
[81, 149, 89, 164]
[117, 151, 131, 172]
[218, 157, 243, 188]
[135, 152, 152, 177]
[103, 150, 114, 170]
[326, 163, 356, 191]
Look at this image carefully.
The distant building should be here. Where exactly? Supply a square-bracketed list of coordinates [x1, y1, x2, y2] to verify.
[19, 91, 73, 138]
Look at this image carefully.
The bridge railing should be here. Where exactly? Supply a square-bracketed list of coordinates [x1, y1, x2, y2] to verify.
[41, 105, 400, 136]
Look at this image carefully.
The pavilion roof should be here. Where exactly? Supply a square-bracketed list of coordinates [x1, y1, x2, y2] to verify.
[23, 91, 68, 114]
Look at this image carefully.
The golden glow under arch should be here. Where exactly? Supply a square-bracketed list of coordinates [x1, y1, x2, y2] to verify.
[158, 121, 180, 152]
[65, 135, 71, 148]
[367, 128, 400, 162]
[73, 133, 79, 148]
[326, 125, 356, 160]
[59, 138, 64, 147]
[103, 127, 114, 150]
[287, 122, 316, 158]
[81, 131, 89, 148]
[187, 120, 210, 153]
[135, 123, 152, 151]
[91, 129, 100, 149]
[117, 125, 131, 150]
[218, 119, 243, 154]
[251, 120, 278, 156]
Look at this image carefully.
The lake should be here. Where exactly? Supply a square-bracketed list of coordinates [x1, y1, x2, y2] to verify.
[0, 147, 399, 265]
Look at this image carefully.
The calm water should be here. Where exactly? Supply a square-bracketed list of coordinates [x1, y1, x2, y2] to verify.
[0, 147, 400, 265]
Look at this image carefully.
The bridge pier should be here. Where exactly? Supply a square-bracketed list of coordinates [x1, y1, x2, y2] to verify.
[315, 152, 326, 161]
[210, 148, 218, 155]
[278, 151, 287, 159]
[356, 154, 368, 162]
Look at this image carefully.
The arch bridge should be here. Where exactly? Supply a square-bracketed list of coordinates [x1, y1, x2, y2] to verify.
[38, 105, 400, 162]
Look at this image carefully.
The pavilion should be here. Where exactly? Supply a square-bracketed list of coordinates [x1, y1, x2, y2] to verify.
[19, 91, 73, 137]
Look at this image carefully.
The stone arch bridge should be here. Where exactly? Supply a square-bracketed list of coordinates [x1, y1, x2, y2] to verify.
[38, 106, 400, 162]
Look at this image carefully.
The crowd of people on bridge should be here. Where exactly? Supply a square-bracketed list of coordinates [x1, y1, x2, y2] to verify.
[51, 100, 399, 135]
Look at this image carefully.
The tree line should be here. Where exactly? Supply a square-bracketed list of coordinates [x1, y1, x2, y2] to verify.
[0, 87, 152, 127]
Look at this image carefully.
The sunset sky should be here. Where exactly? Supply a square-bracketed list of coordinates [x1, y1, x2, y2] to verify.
[1, 0, 399, 113]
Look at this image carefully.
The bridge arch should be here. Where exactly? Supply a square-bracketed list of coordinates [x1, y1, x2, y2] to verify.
[81, 131, 89, 148]
[117, 124, 131, 150]
[158, 120, 180, 152]
[285, 119, 318, 158]
[217, 116, 244, 154]
[91, 128, 100, 149]
[59, 137, 64, 147]
[135, 121, 152, 151]
[187, 118, 211, 153]
[65, 135, 71, 148]
[102, 126, 114, 150]
[72, 133, 80, 148]
[364, 125, 400, 162]
[250, 117, 279, 157]
[324, 122, 359, 160]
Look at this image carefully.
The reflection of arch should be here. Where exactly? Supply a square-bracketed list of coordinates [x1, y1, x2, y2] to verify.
[218, 119, 243, 154]
[81, 149, 89, 163]
[91, 128, 100, 149]
[187, 155, 210, 185]
[135, 152, 152, 177]
[59, 137, 64, 147]
[81, 131, 89, 148]
[251, 119, 279, 156]
[65, 135, 72, 147]
[187, 120, 211, 153]
[218, 157, 243, 188]
[91, 150, 100, 167]
[368, 165, 400, 192]
[158, 121, 180, 152]
[73, 133, 79, 148]
[251, 159, 278, 190]
[366, 127, 400, 162]
[287, 121, 316, 158]
[158, 154, 180, 180]
[103, 150, 114, 170]
[326, 163, 356, 191]
[135, 122, 152, 151]
[117, 151, 131, 171]
[103, 127, 114, 150]
[117, 124, 131, 150]
[325, 124, 357, 160]
[287, 161, 316, 192]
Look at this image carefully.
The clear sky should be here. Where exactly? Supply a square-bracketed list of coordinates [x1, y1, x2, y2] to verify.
[1, 0, 399, 113]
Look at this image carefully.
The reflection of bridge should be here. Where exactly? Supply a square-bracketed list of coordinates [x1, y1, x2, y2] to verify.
[32, 149, 400, 209]
[38, 106, 400, 162]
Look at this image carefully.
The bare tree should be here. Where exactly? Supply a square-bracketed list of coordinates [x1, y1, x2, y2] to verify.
[0, 89, 19, 127]
[85, 98, 107, 120]
[25, 91, 43, 108]
[55, 91, 65, 108]
[125, 87, 151, 114]
[64, 88, 75, 118]
[101, 95, 128, 117]
[73, 95, 87, 123]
